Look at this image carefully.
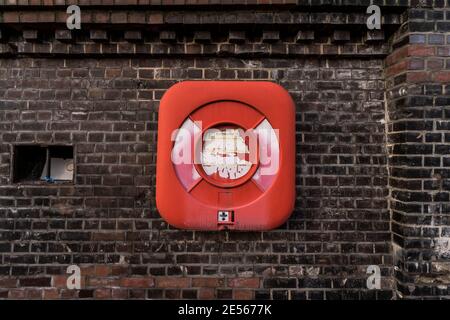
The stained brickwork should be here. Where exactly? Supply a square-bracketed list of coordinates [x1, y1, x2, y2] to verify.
[386, 3, 450, 299]
[0, 0, 415, 6]
[0, 55, 392, 299]
[0, 0, 448, 300]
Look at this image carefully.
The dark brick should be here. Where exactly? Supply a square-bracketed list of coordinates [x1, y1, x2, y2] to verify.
[90, 30, 108, 42]
[158, 31, 176, 43]
[295, 30, 314, 42]
[263, 278, 297, 288]
[19, 277, 51, 287]
[262, 30, 279, 43]
[23, 30, 39, 41]
[193, 31, 211, 43]
[55, 30, 72, 42]
[228, 31, 246, 43]
[0, 2, 444, 301]
[332, 30, 350, 42]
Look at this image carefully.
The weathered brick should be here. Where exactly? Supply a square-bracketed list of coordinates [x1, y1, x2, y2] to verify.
[55, 30, 73, 44]
[295, 30, 314, 42]
[0, 2, 446, 302]
[155, 277, 191, 288]
[193, 31, 211, 43]
[227, 277, 260, 288]
[262, 30, 279, 43]
[124, 30, 143, 42]
[332, 30, 350, 42]
[228, 31, 246, 43]
[22, 30, 39, 41]
[192, 277, 224, 287]
[120, 277, 154, 288]
[90, 30, 108, 41]
[19, 278, 51, 287]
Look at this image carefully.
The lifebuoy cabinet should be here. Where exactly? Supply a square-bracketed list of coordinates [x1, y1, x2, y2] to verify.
[156, 81, 295, 230]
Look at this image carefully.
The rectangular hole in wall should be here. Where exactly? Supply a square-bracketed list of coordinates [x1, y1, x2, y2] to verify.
[13, 145, 74, 183]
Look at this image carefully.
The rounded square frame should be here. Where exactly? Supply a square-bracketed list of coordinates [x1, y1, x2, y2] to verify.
[156, 81, 296, 231]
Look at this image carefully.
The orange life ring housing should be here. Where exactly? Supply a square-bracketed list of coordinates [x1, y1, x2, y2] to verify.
[156, 81, 296, 230]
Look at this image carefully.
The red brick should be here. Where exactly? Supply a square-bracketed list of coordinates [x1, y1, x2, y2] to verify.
[80, 11, 93, 24]
[38, 11, 55, 22]
[105, 68, 122, 78]
[386, 46, 408, 66]
[0, 278, 18, 288]
[43, 288, 60, 299]
[55, 11, 67, 23]
[80, 266, 96, 276]
[192, 277, 224, 287]
[111, 265, 128, 276]
[198, 288, 215, 299]
[52, 275, 67, 288]
[111, 288, 128, 299]
[26, 289, 43, 299]
[20, 12, 39, 23]
[93, 12, 110, 24]
[408, 45, 435, 57]
[148, 12, 163, 24]
[60, 289, 78, 299]
[94, 288, 112, 299]
[385, 60, 407, 77]
[85, 44, 102, 54]
[233, 289, 254, 300]
[3, 12, 20, 23]
[227, 277, 260, 288]
[155, 277, 191, 288]
[120, 277, 154, 288]
[95, 265, 111, 277]
[87, 277, 120, 287]
[434, 72, 450, 83]
[186, 44, 202, 54]
[8, 289, 26, 299]
[407, 71, 431, 83]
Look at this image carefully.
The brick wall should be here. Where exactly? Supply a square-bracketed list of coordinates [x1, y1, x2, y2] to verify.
[386, 2, 450, 299]
[0, 1, 448, 300]
[0, 55, 393, 299]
